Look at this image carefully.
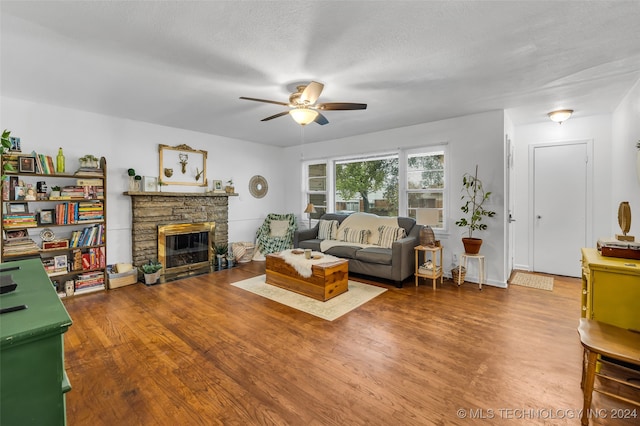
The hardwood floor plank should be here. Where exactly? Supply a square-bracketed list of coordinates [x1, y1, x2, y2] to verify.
[61, 264, 638, 425]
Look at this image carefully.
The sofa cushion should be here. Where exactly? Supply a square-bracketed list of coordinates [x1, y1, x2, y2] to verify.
[325, 245, 361, 259]
[377, 225, 407, 248]
[355, 247, 392, 265]
[336, 212, 399, 247]
[318, 219, 339, 240]
[339, 227, 370, 244]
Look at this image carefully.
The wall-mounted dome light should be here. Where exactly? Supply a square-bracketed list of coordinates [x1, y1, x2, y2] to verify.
[548, 109, 573, 124]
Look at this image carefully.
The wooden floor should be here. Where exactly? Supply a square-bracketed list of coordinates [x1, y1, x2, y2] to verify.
[62, 263, 638, 425]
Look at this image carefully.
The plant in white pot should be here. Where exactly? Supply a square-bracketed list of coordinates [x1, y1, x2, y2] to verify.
[455, 165, 496, 254]
[140, 260, 163, 285]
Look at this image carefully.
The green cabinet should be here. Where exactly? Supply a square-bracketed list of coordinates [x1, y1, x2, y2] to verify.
[0, 258, 73, 425]
[581, 248, 640, 332]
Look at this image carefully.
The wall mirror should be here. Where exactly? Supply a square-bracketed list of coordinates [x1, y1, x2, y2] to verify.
[159, 144, 208, 187]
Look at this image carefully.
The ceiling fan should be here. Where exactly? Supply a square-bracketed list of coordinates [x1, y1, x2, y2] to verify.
[240, 81, 367, 126]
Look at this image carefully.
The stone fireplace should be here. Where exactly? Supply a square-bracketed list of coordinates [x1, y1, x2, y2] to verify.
[126, 191, 233, 279]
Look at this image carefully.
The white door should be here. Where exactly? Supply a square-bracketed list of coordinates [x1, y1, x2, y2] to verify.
[531, 142, 589, 277]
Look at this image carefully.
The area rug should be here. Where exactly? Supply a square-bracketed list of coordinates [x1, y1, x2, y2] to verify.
[510, 272, 554, 291]
[231, 275, 387, 321]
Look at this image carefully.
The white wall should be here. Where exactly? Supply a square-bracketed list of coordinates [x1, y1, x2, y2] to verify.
[512, 114, 613, 271]
[611, 79, 640, 238]
[282, 110, 508, 287]
[1, 96, 289, 264]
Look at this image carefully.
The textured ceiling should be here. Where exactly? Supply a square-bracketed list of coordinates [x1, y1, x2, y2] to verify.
[2, 1, 639, 147]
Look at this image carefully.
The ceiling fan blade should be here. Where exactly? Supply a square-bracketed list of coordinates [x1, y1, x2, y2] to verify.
[300, 81, 324, 104]
[260, 111, 290, 122]
[314, 112, 329, 125]
[317, 102, 367, 110]
[240, 96, 288, 106]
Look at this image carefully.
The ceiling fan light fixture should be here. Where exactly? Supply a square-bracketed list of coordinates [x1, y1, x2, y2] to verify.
[290, 108, 318, 126]
[548, 109, 573, 124]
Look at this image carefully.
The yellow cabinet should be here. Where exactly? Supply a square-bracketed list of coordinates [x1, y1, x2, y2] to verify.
[581, 248, 640, 331]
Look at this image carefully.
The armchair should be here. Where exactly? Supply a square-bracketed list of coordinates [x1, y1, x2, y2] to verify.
[254, 213, 298, 259]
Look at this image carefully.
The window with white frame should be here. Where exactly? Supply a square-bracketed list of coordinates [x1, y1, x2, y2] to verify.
[305, 162, 327, 221]
[302, 145, 447, 228]
[406, 147, 446, 230]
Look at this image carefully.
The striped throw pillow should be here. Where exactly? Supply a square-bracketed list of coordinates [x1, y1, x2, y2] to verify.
[318, 219, 339, 240]
[377, 225, 406, 248]
[340, 227, 370, 244]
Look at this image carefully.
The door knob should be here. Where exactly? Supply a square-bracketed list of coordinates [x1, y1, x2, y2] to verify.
[537, 215, 542, 219]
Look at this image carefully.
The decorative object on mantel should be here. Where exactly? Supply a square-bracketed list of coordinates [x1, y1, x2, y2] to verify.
[249, 175, 268, 198]
[127, 168, 138, 191]
[225, 179, 234, 194]
[159, 144, 207, 187]
[212, 180, 224, 193]
[616, 201, 634, 242]
[143, 176, 158, 192]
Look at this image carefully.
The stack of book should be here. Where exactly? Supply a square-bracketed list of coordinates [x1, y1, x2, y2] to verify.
[3, 213, 38, 228]
[42, 255, 68, 276]
[60, 186, 87, 198]
[74, 166, 103, 177]
[74, 271, 105, 294]
[77, 201, 104, 222]
[2, 237, 39, 256]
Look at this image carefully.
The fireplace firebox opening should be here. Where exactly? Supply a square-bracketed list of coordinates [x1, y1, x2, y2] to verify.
[158, 222, 215, 281]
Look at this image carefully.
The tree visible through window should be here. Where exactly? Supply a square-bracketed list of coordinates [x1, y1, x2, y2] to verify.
[407, 150, 445, 229]
[335, 155, 398, 216]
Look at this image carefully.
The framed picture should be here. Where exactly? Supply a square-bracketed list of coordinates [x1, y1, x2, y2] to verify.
[13, 186, 27, 200]
[38, 209, 55, 225]
[18, 156, 36, 173]
[5, 228, 29, 240]
[9, 136, 21, 152]
[7, 202, 28, 213]
[143, 176, 158, 192]
[54, 254, 68, 270]
[212, 180, 223, 192]
[159, 144, 208, 187]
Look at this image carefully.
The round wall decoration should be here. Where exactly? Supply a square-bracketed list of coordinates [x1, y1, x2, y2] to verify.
[249, 175, 268, 198]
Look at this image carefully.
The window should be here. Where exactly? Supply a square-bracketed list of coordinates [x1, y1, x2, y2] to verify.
[302, 145, 447, 228]
[305, 162, 327, 220]
[335, 154, 398, 216]
[406, 148, 446, 229]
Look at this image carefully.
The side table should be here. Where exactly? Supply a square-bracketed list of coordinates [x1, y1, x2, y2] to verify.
[458, 253, 485, 290]
[415, 245, 443, 289]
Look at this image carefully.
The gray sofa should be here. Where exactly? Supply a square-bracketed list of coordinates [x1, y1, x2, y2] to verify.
[293, 213, 420, 287]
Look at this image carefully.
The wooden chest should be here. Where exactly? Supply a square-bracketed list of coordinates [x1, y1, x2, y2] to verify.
[265, 253, 349, 301]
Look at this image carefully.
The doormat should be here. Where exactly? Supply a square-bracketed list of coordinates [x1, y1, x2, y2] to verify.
[510, 272, 554, 291]
[230, 275, 387, 321]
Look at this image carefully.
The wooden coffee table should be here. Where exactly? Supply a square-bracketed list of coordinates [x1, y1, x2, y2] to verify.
[265, 253, 349, 301]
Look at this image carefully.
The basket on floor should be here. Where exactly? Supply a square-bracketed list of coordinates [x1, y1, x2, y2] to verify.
[232, 242, 255, 263]
[451, 266, 467, 285]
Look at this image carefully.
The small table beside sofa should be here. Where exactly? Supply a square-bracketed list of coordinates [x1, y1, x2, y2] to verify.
[294, 212, 420, 287]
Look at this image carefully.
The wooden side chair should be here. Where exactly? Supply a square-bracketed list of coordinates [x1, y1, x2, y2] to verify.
[576, 318, 640, 425]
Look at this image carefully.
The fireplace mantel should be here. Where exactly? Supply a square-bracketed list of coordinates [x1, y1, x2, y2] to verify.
[125, 191, 234, 268]
[124, 191, 238, 197]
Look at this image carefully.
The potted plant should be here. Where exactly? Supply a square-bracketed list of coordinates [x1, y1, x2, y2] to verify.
[140, 260, 163, 285]
[215, 243, 228, 270]
[455, 165, 496, 254]
[50, 185, 61, 198]
[1, 129, 15, 175]
[225, 179, 234, 194]
[79, 154, 99, 168]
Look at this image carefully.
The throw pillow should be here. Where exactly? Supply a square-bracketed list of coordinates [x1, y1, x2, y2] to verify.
[340, 227, 370, 244]
[318, 219, 339, 240]
[269, 220, 290, 237]
[377, 225, 407, 248]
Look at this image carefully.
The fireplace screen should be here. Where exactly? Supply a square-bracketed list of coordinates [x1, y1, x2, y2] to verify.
[158, 222, 215, 278]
